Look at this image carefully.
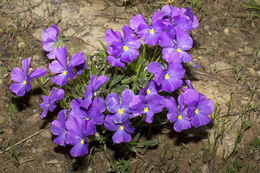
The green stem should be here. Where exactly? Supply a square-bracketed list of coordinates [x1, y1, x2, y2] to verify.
[37, 78, 48, 95]
[133, 114, 145, 128]
[91, 58, 96, 75]
[133, 45, 146, 92]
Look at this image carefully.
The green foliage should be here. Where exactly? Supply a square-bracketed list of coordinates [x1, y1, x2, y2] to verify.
[186, 0, 207, 20]
[158, 145, 179, 173]
[234, 0, 260, 23]
[225, 159, 243, 173]
[253, 41, 260, 62]
[250, 137, 260, 150]
[105, 153, 131, 173]
[10, 146, 20, 167]
[8, 100, 17, 119]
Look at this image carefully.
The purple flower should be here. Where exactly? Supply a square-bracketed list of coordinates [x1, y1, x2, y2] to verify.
[81, 75, 109, 108]
[130, 14, 164, 46]
[40, 87, 65, 118]
[139, 80, 160, 98]
[181, 88, 199, 107]
[70, 97, 105, 126]
[105, 26, 141, 68]
[87, 97, 106, 125]
[148, 62, 185, 92]
[105, 89, 134, 124]
[165, 96, 191, 132]
[184, 7, 199, 30]
[129, 94, 165, 123]
[104, 115, 134, 144]
[180, 81, 214, 128]
[51, 109, 67, 146]
[42, 24, 60, 59]
[162, 27, 193, 63]
[10, 57, 47, 96]
[188, 94, 214, 128]
[66, 116, 96, 157]
[49, 47, 86, 86]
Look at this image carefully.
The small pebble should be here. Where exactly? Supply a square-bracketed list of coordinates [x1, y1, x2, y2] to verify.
[224, 28, 229, 35]
[18, 42, 26, 48]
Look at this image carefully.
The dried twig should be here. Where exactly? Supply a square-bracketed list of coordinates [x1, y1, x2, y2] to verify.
[192, 70, 237, 86]
[0, 128, 46, 154]
[2, 0, 44, 14]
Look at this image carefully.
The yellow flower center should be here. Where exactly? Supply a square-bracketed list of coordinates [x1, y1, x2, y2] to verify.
[85, 117, 89, 120]
[195, 109, 199, 114]
[150, 29, 155, 34]
[147, 89, 151, 94]
[176, 48, 181, 52]
[178, 115, 182, 119]
[23, 80, 27, 85]
[119, 108, 124, 114]
[63, 70, 67, 75]
[81, 139, 84, 144]
[144, 107, 148, 113]
[64, 130, 67, 134]
[165, 73, 169, 79]
[120, 126, 124, 130]
[123, 45, 128, 51]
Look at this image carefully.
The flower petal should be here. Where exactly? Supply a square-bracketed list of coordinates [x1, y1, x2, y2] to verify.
[29, 68, 47, 79]
[104, 114, 118, 131]
[11, 67, 25, 82]
[70, 142, 88, 157]
[9, 82, 26, 96]
[49, 60, 65, 74]
[51, 88, 65, 102]
[107, 55, 125, 68]
[56, 47, 68, 68]
[93, 75, 109, 91]
[22, 57, 31, 77]
[130, 14, 147, 31]
[121, 89, 134, 109]
[52, 73, 68, 86]
[105, 92, 120, 113]
[112, 129, 131, 144]
[69, 51, 85, 68]
[104, 29, 122, 44]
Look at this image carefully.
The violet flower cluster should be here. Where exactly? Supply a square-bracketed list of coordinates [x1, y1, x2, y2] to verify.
[51, 75, 109, 156]
[9, 5, 215, 158]
[105, 6, 198, 68]
[165, 80, 214, 132]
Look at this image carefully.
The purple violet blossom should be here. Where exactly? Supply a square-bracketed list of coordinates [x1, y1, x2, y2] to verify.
[184, 7, 199, 30]
[187, 94, 214, 128]
[81, 75, 109, 108]
[51, 109, 67, 146]
[49, 47, 86, 86]
[66, 116, 96, 157]
[139, 80, 160, 98]
[181, 80, 214, 128]
[40, 87, 65, 118]
[10, 57, 47, 96]
[130, 13, 164, 46]
[165, 96, 191, 132]
[148, 62, 185, 92]
[129, 94, 165, 123]
[42, 24, 60, 59]
[70, 97, 105, 126]
[162, 27, 193, 63]
[105, 89, 134, 124]
[105, 26, 141, 68]
[104, 115, 135, 144]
